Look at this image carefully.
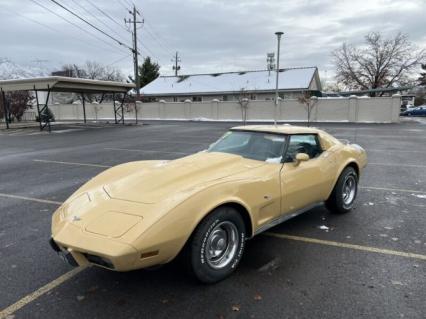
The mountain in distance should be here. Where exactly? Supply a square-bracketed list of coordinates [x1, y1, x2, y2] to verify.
[0, 57, 56, 80]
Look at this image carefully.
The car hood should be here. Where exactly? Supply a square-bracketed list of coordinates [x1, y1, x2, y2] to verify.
[103, 152, 264, 204]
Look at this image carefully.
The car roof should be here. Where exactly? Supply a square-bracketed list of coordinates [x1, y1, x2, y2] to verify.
[231, 124, 323, 135]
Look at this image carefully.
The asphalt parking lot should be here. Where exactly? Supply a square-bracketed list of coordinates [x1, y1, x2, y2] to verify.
[0, 119, 425, 319]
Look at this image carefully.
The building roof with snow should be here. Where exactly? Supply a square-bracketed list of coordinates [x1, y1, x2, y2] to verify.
[140, 67, 321, 97]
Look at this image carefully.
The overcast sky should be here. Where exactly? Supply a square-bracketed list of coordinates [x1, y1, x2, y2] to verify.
[1, 0, 425, 81]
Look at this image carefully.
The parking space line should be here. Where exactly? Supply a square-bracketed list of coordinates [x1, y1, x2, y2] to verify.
[33, 159, 111, 168]
[365, 149, 426, 154]
[104, 147, 189, 155]
[264, 233, 426, 261]
[0, 193, 62, 205]
[138, 139, 207, 145]
[360, 186, 425, 194]
[0, 267, 86, 319]
[368, 162, 426, 168]
[335, 134, 426, 139]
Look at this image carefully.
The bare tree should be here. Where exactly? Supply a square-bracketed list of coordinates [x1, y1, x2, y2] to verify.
[237, 88, 249, 125]
[62, 61, 123, 82]
[333, 32, 425, 96]
[61, 64, 85, 78]
[82, 61, 123, 81]
[0, 91, 34, 122]
[60, 61, 124, 102]
[297, 92, 318, 126]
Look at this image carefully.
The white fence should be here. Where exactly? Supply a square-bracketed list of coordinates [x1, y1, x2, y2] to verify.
[45, 95, 401, 123]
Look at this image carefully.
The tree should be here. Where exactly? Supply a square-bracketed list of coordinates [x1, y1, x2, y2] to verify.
[237, 88, 249, 125]
[60, 61, 124, 102]
[419, 64, 426, 86]
[61, 61, 123, 81]
[0, 91, 34, 122]
[131, 57, 160, 88]
[297, 92, 318, 126]
[333, 32, 426, 96]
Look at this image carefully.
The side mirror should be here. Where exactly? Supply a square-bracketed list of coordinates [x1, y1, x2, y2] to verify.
[294, 153, 309, 165]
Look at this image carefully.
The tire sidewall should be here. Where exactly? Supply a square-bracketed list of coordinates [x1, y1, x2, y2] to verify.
[191, 207, 246, 283]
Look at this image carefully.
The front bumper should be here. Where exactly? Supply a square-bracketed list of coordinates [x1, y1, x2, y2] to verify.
[49, 238, 79, 267]
[50, 223, 140, 271]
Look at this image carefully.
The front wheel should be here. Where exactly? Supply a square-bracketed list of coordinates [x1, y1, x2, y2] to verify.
[326, 166, 358, 214]
[186, 207, 246, 283]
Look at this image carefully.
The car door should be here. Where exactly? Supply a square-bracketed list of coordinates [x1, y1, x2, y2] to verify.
[280, 134, 336, 214]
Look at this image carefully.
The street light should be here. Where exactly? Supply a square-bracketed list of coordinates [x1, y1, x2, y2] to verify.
[274, 31, 284, 126]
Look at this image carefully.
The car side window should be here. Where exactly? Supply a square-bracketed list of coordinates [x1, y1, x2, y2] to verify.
[285, 134, 322, 162]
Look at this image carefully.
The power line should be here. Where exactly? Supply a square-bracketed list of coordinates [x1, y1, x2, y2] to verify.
[69, 0, 129, 44]
[122, 0, 134, 8]
[144, 21, 175, 53]
[84, 0, 131, 34]
[106, 53, 133, 67]
[48, 0, 134, 51]
[143, 24, 174, 57]
[117, 0, 129, 10]
[11, 6, 123, 55]
[29, 0, 128, 55]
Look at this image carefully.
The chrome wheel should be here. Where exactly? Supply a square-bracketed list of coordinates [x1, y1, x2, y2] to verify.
[342, 175, 356, 205]
[205, 221, 239, 269]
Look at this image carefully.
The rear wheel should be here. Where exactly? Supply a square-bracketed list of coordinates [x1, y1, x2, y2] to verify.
[186, 206, 246, 283]
[326, 166, 358, 214]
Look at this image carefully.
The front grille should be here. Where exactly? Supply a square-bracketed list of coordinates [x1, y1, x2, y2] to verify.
[83, 253, 114, 269]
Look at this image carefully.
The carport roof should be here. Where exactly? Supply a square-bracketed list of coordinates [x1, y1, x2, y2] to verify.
[0, 76, 135, 93]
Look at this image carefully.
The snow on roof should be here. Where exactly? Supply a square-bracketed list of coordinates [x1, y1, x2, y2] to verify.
[141, 67, 318, 96]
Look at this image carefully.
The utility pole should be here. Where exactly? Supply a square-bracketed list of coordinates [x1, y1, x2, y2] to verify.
[266, 53, 275, 77]
[125, 6, 143, 123]
[274, 32, 284, 126]
[172, 51, 181, 76]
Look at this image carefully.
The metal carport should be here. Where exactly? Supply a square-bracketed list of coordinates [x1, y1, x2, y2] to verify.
[0, 76, 135, 131]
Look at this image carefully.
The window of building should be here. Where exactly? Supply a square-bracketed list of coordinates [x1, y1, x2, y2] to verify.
[192, 96, 202, 102]
[222, 95, 228, 101]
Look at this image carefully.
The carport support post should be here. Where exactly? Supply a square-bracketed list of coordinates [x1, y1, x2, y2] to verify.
[34, 88, 42, 131]
[1, 89, 9, 129]
[81, 93, 87, 124]
[113, 93, 117, 124]
[121, 93, 125, 125]
[135, 97, 138, 124]
[45, 87, 51, 132]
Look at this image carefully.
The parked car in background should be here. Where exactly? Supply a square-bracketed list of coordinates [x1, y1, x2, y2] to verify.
[400, 106, 426, 116]
[400, 104, 415, 112]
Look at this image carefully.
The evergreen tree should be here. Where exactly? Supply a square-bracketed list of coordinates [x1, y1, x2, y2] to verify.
[132, 57, 160, 88]
[419, 64, 426, 86]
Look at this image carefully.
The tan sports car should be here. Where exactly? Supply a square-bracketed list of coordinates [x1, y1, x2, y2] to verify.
[50, 125, 367, 283]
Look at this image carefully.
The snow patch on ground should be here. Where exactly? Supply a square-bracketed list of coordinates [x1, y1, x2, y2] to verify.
[411, 193, 426, 199]
[318, 225, 329, 232]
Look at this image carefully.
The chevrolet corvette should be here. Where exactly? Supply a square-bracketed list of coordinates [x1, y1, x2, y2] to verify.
[50, 125, 367, 283]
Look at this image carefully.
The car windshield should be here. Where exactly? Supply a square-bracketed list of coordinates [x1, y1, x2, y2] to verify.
[208, 130, 286, 162]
